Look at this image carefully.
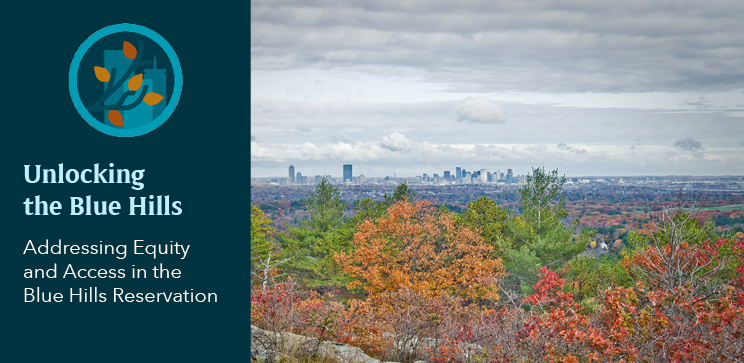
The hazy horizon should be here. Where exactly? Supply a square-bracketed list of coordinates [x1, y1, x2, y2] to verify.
[251, 1, 744, 177]
[251, 169, 744, 179]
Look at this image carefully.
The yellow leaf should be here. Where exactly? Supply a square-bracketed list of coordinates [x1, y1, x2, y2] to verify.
[143, 92, 164, 106]
[123, 41, 137, 59]
[108, 110, 123, 127]
[128, 74, 143, 91]
[94, 66, 110, 82]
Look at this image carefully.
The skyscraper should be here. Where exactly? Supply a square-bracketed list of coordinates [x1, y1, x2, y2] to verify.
[343, 164, 352, 183]
[296, 172, 303, 185]
[456, 167, 461, 180]
[506, 169, 513, 184]
[289, 165, 295, 184]
[444, 171, 451, 180]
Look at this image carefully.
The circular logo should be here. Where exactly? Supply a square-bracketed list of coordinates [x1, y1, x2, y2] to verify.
[69, 24, 182, 137]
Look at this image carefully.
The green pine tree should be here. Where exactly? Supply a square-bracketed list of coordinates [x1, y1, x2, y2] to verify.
[503, 167, 586, 294]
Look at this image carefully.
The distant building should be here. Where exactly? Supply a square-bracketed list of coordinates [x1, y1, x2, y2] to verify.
[343, 164, 352, 183]
[444, 171, 451, 180]
[289, 165, 295, 184]
[506, 169, 513, 184]
[578, 241, 609, 259]
[456, 167, 461, 180]
[359, 173, 366, 184]
[296, 172, 303, 185]
[480, 169, 488, 183]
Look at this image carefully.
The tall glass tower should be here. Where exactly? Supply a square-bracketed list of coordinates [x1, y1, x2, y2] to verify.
[343, 164, 352, 183]
[289, 165, 295, 184]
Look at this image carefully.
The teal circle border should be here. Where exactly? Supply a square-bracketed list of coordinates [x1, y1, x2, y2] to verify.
[69, 24, 182, 137]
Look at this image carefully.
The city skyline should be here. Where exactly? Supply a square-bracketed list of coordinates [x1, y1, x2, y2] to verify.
[251, 2, 744, 177]
[256, 163, 743, 182]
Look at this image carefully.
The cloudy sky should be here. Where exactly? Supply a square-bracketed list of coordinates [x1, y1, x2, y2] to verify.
[251, 0, 744, 178]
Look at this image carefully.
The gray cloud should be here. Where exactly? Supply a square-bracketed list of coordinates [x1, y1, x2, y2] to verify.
[630, 138, 642, 150]
[250, 2, 744, 177]
[252, 1, 744, 93]
[456, 97, 506, 124]
[557, 143, 586, 154]
[673, 137, 705, 152]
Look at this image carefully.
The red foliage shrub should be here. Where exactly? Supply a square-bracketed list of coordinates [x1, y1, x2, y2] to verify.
[253, 237, 744, 362]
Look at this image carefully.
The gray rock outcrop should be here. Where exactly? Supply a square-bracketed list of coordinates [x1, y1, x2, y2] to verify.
[251, 325, 397, 363]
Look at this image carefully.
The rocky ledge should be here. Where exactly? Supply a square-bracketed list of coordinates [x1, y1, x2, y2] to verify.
[251, 325, 426, 363]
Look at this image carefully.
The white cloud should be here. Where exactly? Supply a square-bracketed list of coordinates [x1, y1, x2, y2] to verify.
[456, 97, 507, 124]
[251, 132, 744, 177]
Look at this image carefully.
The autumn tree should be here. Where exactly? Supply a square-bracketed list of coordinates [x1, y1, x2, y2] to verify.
[455, 196, 511, 258]
[251, 204, 291, 288]
[336, 199, 505, 301]
[311, 183, 419, 291]
[623, 206, 744, 295]
[251, 205, 275, 267]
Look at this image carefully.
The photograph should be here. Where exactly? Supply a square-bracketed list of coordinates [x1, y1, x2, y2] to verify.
[250, 1, 744, 362]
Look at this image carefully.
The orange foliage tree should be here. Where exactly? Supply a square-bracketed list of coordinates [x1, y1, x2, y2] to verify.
[336, 199, 505, 301]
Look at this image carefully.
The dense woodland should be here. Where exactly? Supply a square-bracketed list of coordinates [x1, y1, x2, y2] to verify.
[251, 168, 744, 362]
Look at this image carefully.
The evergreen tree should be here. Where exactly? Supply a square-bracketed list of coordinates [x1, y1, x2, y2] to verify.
[503, 167, 585, 294]
[302, 178, 346, 233]
[275, 179, 351, 289]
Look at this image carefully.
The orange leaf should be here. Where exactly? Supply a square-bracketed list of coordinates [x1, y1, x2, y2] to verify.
[108, 110, 123, 127]
[123, 41, 137, 59]
[94, 66, 110, 82]
[128, 74, 143, 91]
[143, 92, 164, 106]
